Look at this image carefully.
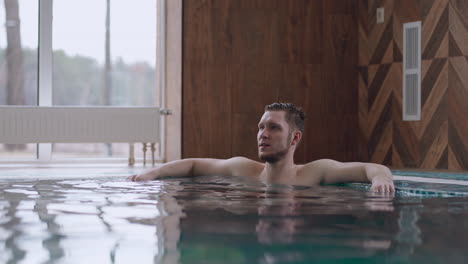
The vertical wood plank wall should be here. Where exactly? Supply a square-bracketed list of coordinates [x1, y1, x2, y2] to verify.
[182, 0, 358, 163]
[358, 0, 468, 170]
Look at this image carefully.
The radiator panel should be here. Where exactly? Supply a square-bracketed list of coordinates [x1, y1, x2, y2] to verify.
[0, 106, 160, 144]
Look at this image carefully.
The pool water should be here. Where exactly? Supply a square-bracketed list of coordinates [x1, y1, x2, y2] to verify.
[1, 175, 467, 264]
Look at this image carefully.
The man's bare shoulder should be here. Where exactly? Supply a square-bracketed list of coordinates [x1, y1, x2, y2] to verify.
[225, 157, 264, 177]
[301, 159, 337, 170]
[296, 159, 335, 185]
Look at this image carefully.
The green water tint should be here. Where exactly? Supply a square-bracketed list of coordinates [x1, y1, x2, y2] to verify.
[1, 175, 468, 263]
[172, 177, 468, 263]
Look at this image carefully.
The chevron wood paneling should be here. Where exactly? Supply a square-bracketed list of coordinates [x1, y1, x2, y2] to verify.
[392, 91, 419, 167]
[367, 63, 395, 165]
[449, 0, 468, 56]
[360, 0, 395, 66]
[418, 59, 448, 169]
[448, 0, 468, 170]
[393, 0, 421, 63]
[421, 0, 449, 60]
[448, 56, 468, 170]
[359, 0, 467, 171]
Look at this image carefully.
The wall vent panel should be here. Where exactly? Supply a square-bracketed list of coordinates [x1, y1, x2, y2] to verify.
[403, 21, 421, 121]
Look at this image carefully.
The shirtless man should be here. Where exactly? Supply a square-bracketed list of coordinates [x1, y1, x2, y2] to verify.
[130, 103, 395, 193]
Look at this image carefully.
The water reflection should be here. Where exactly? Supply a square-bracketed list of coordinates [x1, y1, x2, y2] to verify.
[4, 199, 27, 263]
[1, 176, 468, 263]
[0, 179, 165, 263]
[170, 179, 400, 263]
[167, 177, 468, 264]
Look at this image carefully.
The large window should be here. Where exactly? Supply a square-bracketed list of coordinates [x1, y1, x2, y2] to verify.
[52, 0, 157, 107]
[0, 0, 162, 161]
[51, 0, 158, 159]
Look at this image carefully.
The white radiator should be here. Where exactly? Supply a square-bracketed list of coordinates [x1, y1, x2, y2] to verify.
[0, 106, 160, 144]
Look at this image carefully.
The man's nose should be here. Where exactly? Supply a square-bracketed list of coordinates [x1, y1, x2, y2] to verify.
[259, 129, 269, 139]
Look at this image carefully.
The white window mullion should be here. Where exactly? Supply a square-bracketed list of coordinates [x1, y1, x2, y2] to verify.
[157, 0, 166, 161]
[37, 0, 53, 161]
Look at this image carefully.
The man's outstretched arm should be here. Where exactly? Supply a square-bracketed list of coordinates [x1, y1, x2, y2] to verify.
[129, 157, 253, 181]
[307, 159, 394, 193]
[129, 158, 229, 181]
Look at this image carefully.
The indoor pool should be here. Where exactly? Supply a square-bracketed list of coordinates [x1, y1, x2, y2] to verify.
[1, 174, 467, 264]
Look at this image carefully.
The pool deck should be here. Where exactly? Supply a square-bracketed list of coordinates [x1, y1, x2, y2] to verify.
[0, 163, 148, 180]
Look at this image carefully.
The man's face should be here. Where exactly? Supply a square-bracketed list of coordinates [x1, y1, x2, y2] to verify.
[257, 111, 293, 163]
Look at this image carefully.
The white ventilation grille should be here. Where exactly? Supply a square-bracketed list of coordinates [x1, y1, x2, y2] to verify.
[403, 21, 421, 121]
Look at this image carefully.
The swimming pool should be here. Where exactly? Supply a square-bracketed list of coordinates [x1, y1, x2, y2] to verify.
[1, 173, 467, 263]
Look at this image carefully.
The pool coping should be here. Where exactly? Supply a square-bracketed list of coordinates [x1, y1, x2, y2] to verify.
[393, 175, 468, 186]
[391, 170, 468, 181]
[0, 168, 467, 185]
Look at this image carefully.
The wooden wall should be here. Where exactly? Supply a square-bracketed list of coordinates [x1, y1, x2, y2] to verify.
[182, 0, 358, 163]
[358, 0, 468, 170]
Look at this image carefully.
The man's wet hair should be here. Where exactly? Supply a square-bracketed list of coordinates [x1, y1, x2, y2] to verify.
[264, 103, 305, 133]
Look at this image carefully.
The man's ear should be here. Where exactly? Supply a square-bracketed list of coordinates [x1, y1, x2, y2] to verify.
[291, 131, 302, 146]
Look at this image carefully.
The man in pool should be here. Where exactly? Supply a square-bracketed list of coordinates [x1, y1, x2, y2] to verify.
[130, 103, 395, 193]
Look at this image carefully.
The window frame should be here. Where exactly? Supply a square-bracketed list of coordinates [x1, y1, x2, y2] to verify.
[0, 0, 167, 164]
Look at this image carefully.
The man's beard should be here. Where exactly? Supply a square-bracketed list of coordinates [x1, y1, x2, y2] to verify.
[258, 133, 293, 163]
[259, 148, 289, 163]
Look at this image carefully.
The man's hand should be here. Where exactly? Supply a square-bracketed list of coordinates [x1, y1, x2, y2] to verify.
[127, 173, 147, 182]
[127, 174, 146, 182]
[127, 174, 137, 181]
[127, 170, 161, 182]
[370, 175, 395, 193]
